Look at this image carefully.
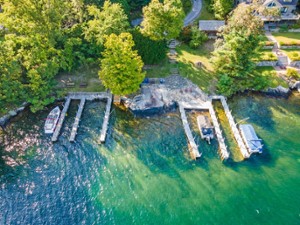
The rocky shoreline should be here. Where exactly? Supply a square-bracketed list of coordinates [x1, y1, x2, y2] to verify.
[1, 76, 299, 126]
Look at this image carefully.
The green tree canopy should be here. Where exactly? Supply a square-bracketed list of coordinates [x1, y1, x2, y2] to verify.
[212, 0, 234, 20]
[141, 0, 185, 40]
[99, 33, 145, 95]
[211, 3, 265, 96]
[0, 0, 84, 112]
[131, 28, 167, 64]
[84, 1, 129, 45]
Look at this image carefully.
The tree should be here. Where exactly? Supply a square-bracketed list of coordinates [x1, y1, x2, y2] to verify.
[211, 3, 264, 96]
[0, 0, 84, 112]
[213, 0, 234, 19]
[189, 26, 208, 49]
[141, 0, 185, 41]
[84, 1, 129, 45]
[99, 33, 145, 95]
[131, 28, 167, 64]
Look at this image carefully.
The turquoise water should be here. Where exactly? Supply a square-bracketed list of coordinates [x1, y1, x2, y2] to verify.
[0, 94, 300, 225]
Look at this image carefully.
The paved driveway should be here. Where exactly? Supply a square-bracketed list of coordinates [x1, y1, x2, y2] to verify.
[184, 0, 202, 27]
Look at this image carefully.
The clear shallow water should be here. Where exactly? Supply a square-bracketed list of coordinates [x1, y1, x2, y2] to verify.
[0, 94, 300, 225]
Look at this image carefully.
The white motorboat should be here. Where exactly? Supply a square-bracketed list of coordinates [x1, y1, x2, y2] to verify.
[44, 106, 61, 134]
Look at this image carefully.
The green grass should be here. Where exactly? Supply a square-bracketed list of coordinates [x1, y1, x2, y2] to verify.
[256, 49, 277, 61]
[198, 0, 215, 20]
[272, 32, 300, 45]
[55, 64, 106, 93]
[146, 41, 217, 93]
[254, 66, 288, 88]
[282, 49, 300, 61]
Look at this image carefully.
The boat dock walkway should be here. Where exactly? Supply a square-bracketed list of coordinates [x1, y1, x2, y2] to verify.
[69, 98, 86, 142]
[211, 96, 250, 159]
[52, 92, 112, 142]
[179, 103, 201, 159]
[100, 92, 113, 143]
[207, 102, 229, 160]
[52, 97, 71, 142]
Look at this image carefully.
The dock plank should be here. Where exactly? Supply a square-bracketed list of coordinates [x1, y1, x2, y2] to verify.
[100, 93, 112, 143]
[69, 98, 85, 142]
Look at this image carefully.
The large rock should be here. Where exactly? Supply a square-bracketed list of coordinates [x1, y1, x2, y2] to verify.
[263, 85, 291, 97]
[290, 81, 300, 92]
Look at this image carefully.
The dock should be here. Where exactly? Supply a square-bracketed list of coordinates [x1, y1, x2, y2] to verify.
[211, 96, 250, 159]
[51, 92, 112, 143]
[208, 102, 229, 160]
[52, 97, 71, 142]
[100, 93, 113, 143]
[69, 98, 85, 142]
[179, 103, 201, 159]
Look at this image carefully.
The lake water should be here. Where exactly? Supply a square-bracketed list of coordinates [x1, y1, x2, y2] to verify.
[0, 93, 299, 225]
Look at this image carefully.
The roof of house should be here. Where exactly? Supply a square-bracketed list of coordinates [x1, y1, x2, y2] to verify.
[199, 20, 225, 31]
[278, 0, 298, 5]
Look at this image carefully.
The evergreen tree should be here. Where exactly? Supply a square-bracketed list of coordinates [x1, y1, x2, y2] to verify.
[99, 33, 145, 95]
[211, 3, 265, 96]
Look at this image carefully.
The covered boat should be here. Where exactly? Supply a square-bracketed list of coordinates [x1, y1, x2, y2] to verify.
[44, 106, 61, 134]
[239, 124, 263, 154]
[197, 115, 214, 144]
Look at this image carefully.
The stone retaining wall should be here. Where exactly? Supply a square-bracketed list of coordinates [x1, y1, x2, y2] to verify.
[290, 60, 300, 67]
[0, 102, 29, 127]
[263, 46, 274, 49]
[280, 46, 300, 49]
[256, 61, 278, 66]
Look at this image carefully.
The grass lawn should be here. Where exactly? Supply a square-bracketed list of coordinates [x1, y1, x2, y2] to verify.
[198, 0, 215, 20]
[282, 49, 300, 61]
[272, 32, 300, 45]
[254, 66, 288, 88]
[256, 49, 277, 61]
[146, 40, 217, 93]
[55, 64, 106, 94]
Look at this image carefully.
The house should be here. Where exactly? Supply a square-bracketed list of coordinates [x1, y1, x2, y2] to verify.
[198, 20, 225, 39]
[238, 0, 299, 22]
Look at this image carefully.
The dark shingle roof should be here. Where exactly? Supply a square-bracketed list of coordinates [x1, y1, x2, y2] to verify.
[199, 20, 225, 31]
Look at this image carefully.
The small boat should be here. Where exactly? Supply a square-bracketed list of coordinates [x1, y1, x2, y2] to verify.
[197, 115, 214, 144]
[44, 106, 61, 134]
[239, 124, 263, 154]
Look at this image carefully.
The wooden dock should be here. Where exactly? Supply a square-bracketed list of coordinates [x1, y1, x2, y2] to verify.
[100, 93, 113, 143]
[208, 103, 229, 160]
[211, 96, 250, 159]
[69, 98, 85, 142]
[179, 104, 201, 159]
[52, 97, 71, 142]
[51, 92, 113, 143]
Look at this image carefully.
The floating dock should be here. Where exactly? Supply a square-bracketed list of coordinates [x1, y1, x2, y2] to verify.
[52, 97, 71, 142]
[211, 96, 250, 159]
[239, 124, 263, 154]
[69, 98, 85, 142]
[51, 92, 112, 143]
[179, 103, 201, 159]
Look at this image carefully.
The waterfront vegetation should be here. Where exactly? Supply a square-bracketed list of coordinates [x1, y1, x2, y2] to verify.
[282, 49, 300, 61]
[256, 49, 277, 61]
[272, 32, 300, 45]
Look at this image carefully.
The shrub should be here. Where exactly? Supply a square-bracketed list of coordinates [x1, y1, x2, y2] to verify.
[287, 68, 300, 79]
[279, 24, 289, 32]
[189, 27, 208, 49]
[179, 26, 192, 43]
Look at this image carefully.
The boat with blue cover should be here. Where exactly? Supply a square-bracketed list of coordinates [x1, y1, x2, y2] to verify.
[239, 124, 263, 154]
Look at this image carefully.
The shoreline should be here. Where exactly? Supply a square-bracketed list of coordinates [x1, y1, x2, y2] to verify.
[1, 78, 299, 128]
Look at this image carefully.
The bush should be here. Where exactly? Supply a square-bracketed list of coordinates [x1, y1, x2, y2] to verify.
[287, 68, 300, 79]
[189, 27, 208, 49]
[179, 26, 192, 43]
[131, 28, 167, 65]
[279, 24, 289, 32]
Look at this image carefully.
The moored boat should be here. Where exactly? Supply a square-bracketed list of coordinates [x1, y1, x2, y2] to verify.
[239, 124, 263, 154]
[197, 115, 214, 144]
[44, 106, 61, 134]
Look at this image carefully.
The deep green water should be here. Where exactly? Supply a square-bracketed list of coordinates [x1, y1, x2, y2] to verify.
[0, 94, 300, 225]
